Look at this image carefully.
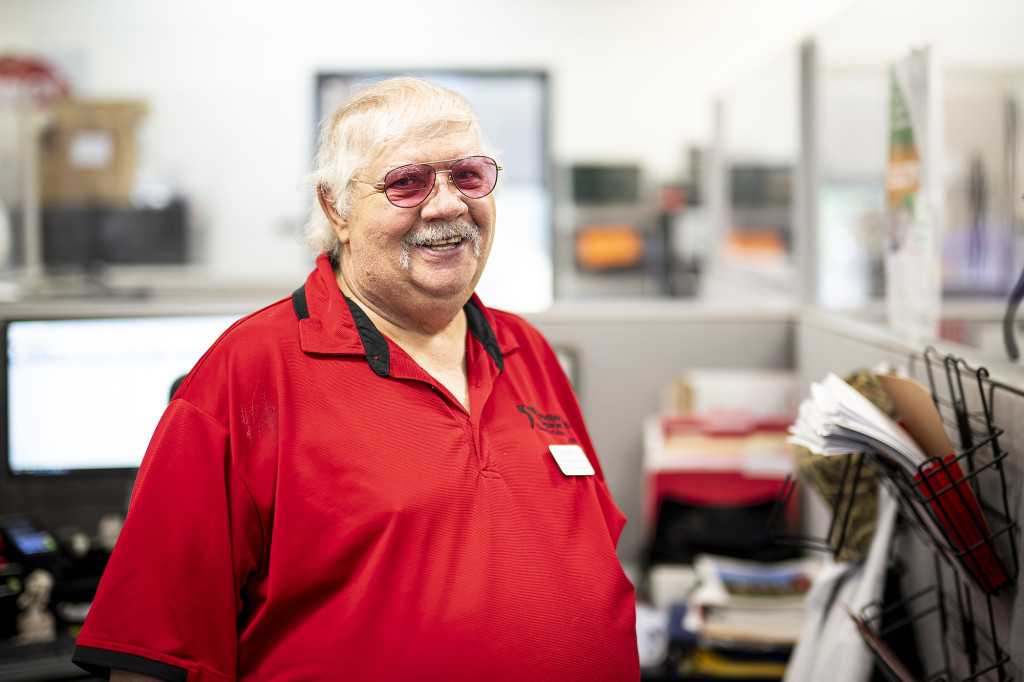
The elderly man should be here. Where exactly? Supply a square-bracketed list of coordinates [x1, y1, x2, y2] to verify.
[73, 77, 639, 681]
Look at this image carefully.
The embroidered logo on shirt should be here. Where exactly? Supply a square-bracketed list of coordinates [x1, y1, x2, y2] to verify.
[516, 405, 571, 436]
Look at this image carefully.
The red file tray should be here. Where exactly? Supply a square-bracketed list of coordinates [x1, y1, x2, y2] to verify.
[913, 453, 1010, 592]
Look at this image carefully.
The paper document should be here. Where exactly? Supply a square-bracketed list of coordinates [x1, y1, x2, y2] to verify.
[788, 373, 926, 475]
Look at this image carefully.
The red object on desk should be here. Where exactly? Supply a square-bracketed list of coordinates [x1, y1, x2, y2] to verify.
[643, 413, 798, 536]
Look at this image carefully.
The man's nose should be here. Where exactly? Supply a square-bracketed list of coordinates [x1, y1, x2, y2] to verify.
[420, 171, 467, 218]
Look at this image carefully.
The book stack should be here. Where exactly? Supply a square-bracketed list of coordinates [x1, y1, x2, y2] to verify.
[670, 554, 819, 679]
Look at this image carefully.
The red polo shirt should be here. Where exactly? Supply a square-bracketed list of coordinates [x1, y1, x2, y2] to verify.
[73, 255, 639, 681]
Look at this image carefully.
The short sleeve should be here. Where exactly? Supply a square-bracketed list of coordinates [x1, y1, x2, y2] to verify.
[73, 399, 262, 682]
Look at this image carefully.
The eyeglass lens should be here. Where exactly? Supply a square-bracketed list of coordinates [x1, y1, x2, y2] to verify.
[383, 156, 498, 208]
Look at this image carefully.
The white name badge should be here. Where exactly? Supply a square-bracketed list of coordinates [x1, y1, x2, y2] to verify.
[549, 444, 595, 476]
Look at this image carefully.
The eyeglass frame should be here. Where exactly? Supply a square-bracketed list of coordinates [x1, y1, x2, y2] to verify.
[353, 156, 502, 208]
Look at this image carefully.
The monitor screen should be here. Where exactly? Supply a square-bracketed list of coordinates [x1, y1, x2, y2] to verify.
[0, 517, 60, 559]
[570, 165, 641, 205]
[4, 313, 242, 475]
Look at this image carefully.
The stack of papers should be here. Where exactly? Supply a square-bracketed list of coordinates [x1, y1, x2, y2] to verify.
[787, 372, 927, 475]
[684, 554, 817, 646]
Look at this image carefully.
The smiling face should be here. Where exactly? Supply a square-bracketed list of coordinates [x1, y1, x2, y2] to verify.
[323, 127, 496, 330]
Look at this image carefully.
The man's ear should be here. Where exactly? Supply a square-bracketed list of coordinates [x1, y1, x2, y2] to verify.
[317, 183, 349, 243]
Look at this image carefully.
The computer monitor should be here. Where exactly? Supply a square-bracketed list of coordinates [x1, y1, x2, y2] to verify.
[3, 313, 242, 476]
[44, 201, 190, 268]
[6, 201, 190, 271]
[570, 165, 641, 205]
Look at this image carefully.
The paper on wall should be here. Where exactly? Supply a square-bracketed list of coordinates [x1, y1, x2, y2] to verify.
[885, 47, 943, 342]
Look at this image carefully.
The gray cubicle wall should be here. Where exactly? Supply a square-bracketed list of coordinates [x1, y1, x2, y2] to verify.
[796, 309, 1024, 681]
[527, 301, 796, 565]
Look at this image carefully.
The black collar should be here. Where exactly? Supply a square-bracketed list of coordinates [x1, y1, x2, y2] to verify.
[291, 285, 503, 376]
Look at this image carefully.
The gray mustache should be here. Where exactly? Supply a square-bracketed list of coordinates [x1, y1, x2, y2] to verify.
[403, 220, 481, 248]
[400, 220, 482, 269]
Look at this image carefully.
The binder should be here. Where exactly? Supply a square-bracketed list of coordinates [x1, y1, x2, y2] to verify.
[913, 454, 1010, 591]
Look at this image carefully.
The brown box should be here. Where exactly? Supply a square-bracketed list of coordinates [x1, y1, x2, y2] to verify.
[38, 100, 148, 206]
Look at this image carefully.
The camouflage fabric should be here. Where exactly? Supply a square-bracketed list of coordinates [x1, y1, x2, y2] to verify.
[796, 368, 895, 562]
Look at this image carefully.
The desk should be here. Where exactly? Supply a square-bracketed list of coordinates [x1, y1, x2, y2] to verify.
[0, 635, 94, 681]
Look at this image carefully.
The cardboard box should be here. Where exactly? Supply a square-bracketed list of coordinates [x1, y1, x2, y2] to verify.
[38, 100, 148, 206]
[659, 368, 797, 416]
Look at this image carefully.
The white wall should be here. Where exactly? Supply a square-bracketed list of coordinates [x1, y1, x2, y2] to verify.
[816, 0, 1024, 70]
[0, 0, 858, 282]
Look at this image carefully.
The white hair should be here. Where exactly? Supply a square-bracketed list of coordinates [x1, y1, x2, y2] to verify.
[303, 77, 495, 261]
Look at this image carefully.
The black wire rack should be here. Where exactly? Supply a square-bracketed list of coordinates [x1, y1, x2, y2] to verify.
[904, 347, 1020, 594]
[857, 553, 1012, 682]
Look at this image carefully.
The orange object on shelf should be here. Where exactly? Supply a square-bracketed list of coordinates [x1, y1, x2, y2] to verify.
[575, 224, 644, 271]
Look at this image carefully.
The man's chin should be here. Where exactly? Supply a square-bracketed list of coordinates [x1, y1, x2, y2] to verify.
[408, 265, 483, 301]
